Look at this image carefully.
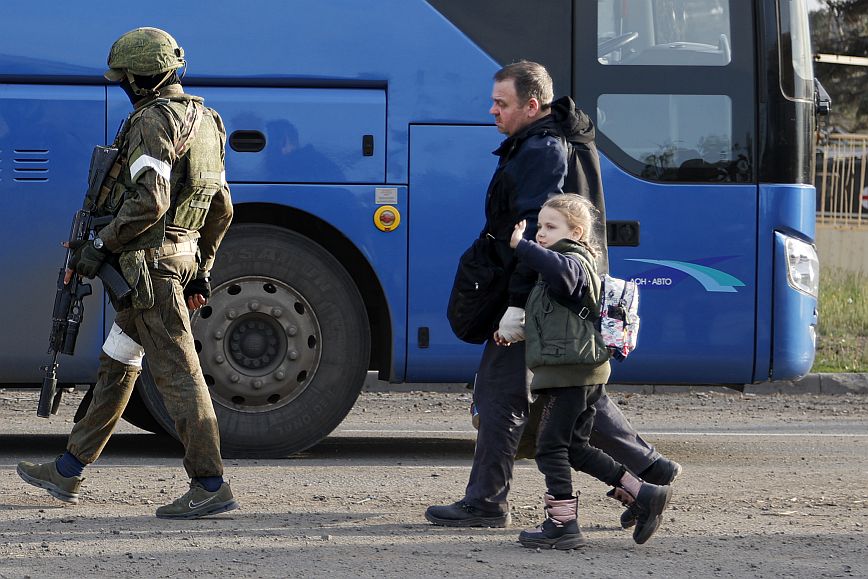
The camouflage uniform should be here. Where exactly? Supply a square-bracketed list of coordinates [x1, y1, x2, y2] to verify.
[67, 83, 233, 479]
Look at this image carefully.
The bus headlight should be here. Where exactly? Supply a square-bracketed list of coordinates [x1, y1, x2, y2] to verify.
[784, 236, 819, 298]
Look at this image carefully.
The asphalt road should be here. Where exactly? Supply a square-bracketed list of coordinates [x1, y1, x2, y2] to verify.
[0, 388, 866, 578]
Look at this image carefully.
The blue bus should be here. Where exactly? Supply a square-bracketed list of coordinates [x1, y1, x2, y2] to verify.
[0, 0, 819, 456]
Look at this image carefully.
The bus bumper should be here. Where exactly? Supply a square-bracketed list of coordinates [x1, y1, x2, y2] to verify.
[756, 184, 818, 381]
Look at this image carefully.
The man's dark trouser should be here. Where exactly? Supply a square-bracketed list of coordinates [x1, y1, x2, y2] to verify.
[465, 339, 658, 512]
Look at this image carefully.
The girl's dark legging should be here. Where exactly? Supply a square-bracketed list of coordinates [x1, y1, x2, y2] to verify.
[535, 385, 626, 498]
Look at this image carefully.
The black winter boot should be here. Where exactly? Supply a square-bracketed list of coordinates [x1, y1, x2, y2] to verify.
[608, 482, 672, 544]
[621, 458, 682, 529]
[518, 494, 586, 550]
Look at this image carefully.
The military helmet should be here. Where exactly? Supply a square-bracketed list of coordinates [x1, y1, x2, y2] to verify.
[104, 27, 185, 81]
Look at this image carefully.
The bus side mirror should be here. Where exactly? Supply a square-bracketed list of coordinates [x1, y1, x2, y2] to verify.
[814, 78, 832, 117]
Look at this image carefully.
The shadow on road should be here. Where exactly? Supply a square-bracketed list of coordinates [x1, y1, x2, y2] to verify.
[0, 433, 476, 462]
[0, 433, 184, 459]
[301, 436, 475, 461]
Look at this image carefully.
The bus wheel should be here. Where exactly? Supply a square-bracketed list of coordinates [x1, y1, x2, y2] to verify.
[138, 224, 371, 458]
[73, 383, 167, 435]
[122, 383, 169, 434]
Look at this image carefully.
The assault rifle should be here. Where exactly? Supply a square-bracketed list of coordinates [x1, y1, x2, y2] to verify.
[38, 146, 132, 418]
[38, 211, 132, 417]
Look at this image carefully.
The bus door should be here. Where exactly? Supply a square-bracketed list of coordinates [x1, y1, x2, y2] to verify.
[405, 124, 503, 382]
[579, 0, 759, 384]
[0, 85, 105, 383]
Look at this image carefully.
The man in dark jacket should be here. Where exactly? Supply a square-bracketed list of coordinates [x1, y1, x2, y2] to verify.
[426, 61, 680, 528]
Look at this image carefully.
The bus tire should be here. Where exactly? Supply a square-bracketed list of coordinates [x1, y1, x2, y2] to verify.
[122, 383, 169, 434]
[138, 224, 371, 458]
[73, 383, 167, 435]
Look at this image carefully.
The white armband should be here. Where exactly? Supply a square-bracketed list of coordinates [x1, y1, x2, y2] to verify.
[102, 323, 145, 367]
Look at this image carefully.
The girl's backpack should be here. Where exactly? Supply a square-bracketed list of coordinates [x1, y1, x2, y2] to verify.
[548, 268, 641, 362]
[598, 275, 640, 361]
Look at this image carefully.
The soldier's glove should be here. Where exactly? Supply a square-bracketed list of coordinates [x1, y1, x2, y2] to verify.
[497, 306, 526, 343]
[184, 275, 212, 300]
[68, 240, 107, 279]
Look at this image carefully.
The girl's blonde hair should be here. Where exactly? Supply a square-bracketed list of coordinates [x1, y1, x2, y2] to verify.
[541, 193, 601, 257]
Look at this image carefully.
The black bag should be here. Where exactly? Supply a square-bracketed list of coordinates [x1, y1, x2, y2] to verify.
[446, 234, 510, 344]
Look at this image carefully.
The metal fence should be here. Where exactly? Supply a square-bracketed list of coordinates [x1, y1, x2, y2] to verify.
[816, 133, 868, 227]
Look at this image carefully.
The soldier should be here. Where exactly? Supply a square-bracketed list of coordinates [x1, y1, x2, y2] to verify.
[17, 27, 237, 519]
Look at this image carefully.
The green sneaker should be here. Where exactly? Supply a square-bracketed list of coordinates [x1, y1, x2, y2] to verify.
[156, 481, 239, 520]
[17, 460, 83, 504]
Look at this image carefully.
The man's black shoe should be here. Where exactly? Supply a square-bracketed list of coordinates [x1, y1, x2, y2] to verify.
[641, 457, 683, 486]
[425, 500, 510, 528]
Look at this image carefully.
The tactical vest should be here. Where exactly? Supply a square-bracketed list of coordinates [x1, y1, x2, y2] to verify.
[524, 243, 610, 370]
[164, 99, 225, 232]
[93, 95, 225, 252]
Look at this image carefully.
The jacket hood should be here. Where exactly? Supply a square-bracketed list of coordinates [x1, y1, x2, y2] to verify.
[549, 96, 595, 145]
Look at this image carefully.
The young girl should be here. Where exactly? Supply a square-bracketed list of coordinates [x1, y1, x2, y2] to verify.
[497, 194, 671, 549]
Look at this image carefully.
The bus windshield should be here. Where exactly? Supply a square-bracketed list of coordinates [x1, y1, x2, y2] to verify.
[598, 0, 732, 66]
[589, 0, 752, 183]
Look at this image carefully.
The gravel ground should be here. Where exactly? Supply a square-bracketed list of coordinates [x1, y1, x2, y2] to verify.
[0, 388, 866, 578]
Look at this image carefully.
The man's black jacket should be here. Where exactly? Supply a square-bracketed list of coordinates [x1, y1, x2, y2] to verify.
[482, 96, 607, 310]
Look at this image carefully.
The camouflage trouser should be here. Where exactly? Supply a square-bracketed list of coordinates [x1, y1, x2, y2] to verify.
[67, 251, 224, 478]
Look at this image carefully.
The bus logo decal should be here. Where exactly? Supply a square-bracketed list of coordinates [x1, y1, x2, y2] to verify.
[625, 259, 746, 293]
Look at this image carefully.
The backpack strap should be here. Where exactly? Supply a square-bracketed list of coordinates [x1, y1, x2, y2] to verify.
[547, 258, 601, 322]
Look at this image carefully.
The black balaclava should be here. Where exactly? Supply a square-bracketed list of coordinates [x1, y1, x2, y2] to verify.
[120, 71, 181, 105]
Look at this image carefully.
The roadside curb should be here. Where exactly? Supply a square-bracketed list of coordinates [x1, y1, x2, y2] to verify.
[749, 373, 868, 395]
[606, 373, 868, 395]
[364, 373, 868, 395]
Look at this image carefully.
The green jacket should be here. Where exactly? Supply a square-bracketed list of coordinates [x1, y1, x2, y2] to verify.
[524, 239, 611, 390]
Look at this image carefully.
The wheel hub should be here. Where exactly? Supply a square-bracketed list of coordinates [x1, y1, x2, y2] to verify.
[228, 315, 282, 371]
[191, 276, 322, 412]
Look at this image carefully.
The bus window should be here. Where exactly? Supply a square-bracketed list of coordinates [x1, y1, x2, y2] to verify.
[778, 0, 814, 101]
[598, 0, 732, 66]
[597, 93, 750, 182]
